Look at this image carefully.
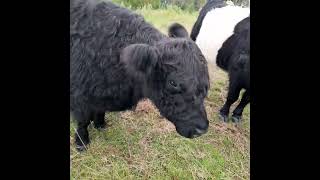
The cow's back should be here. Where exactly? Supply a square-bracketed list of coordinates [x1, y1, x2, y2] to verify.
[70, 0, 164, 111]
[70, 0, 163, 65]
[196, 5, 249, 64]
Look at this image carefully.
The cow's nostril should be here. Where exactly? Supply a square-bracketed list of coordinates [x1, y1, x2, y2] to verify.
[195, 127, 208, 135]
[191, 133, 201, 138]
[196, 121, 209, 131]
[190, 127, 208, 138]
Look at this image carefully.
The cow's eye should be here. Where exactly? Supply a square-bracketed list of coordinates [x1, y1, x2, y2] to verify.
[169, 80, 177, 87]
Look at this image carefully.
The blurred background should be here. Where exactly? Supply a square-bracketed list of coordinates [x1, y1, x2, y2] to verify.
[112, 0, 250, 12]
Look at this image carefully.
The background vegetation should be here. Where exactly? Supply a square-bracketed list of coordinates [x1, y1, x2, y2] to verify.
[112, 0, 249, 11]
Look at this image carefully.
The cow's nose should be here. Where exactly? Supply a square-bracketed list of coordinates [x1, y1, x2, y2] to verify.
[190, 122, 208, 138]
[195, 127, 208, 135]
[196, 119, 209, 130]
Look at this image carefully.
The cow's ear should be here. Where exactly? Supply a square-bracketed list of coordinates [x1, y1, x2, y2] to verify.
[168, 23, 189, 38]
[120, 44, 159, 80]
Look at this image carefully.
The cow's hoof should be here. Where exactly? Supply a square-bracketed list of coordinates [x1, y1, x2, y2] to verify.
[231, 115, 241, 123]
[75, 135, 89, 152]
[219, 112, 229, 122]
[76, 145, 87, 152]
[94, 122, 107, 131]
[131, 105, 137, 112]
[95, 126, 107, 131]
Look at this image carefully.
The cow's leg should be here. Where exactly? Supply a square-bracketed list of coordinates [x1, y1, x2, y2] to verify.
[219, 79, 241, 122]
[131, 104, 137, 111]
[73, 109, 91, 152]
[93, 112, 107, 130]
[232, 90, 250, 123]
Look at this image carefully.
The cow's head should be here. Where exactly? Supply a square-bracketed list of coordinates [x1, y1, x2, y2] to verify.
[120, 38, 209, 138]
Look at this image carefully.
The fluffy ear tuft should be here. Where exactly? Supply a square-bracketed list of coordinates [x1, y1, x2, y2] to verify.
[120, 44, 159, 80]
[168, 23, 189, 38]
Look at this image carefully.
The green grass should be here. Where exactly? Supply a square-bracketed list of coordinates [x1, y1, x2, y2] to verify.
[135, 5, 198, 34]
[71, 5, 250, 180]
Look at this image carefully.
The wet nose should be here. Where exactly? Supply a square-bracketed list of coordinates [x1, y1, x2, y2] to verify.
[190, 120, 209, 138]
[192, 127, 208, 138]
[196, 119, 209, 130]
[195, 127, 208, 134]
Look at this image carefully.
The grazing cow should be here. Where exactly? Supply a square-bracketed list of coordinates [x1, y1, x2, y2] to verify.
[70, 0, 210, 151]
[168, 1, 250, 123]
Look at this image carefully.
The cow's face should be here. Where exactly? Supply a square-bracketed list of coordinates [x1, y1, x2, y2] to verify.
[120, 39, 210, 138]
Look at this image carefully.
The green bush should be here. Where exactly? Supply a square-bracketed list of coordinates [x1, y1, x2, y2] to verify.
[161, 0, 207, 11]
[232, 0, 250, 7]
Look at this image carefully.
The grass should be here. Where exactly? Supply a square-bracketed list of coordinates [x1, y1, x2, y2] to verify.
[135, 5, 198, 34]
[71, 4, 250, 180]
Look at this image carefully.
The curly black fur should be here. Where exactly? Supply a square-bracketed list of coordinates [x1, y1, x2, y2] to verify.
[168, 23, 189, 38]
[190, 0, 227, 41]
[216, 17, 250, 123]
[70, 0, 210, 151]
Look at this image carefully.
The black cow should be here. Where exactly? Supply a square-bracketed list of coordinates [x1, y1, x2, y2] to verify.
[216, 17, 250, 123]
[70, 0, 210, 151]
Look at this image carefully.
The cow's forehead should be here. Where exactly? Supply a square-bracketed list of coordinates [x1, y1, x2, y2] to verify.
[169, 69, 208, 88]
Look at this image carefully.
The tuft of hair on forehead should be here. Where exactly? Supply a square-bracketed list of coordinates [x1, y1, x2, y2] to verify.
[157, 39, 207, 65]
[156, 39, 209, 87]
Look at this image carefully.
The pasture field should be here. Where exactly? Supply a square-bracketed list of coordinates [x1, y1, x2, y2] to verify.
[70, 3, 250, 180]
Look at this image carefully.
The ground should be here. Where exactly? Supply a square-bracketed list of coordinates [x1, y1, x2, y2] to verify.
[70, 5, 250, 180]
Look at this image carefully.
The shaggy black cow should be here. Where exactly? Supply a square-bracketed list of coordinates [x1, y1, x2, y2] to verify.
[70, 0, 210, 151]
[216, 17, 250, 123]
